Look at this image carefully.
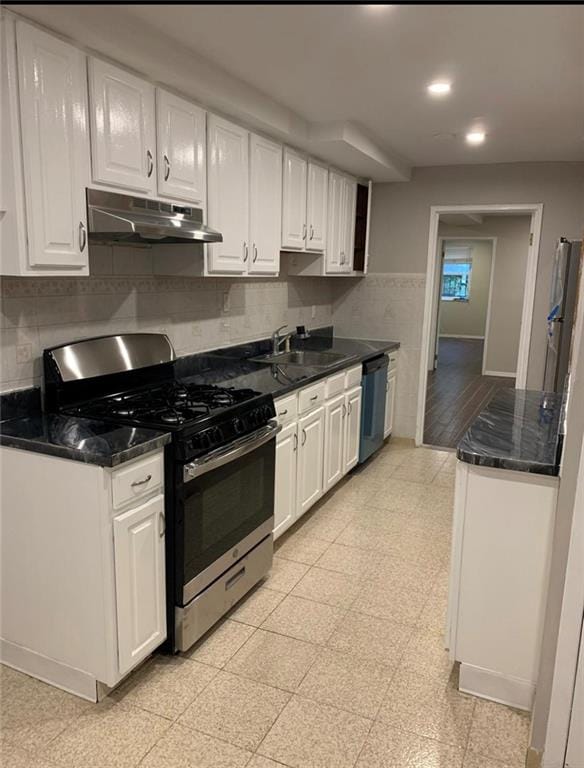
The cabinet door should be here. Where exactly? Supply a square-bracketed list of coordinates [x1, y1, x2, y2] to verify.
[249, 133, 282, 275]
[325, 171, 344, 273]
[113, 495, 166, 676]
[16, 22, 90, 270]
[207, 115, 248, 274]
[344, 386, 362, 472]
[156, 89, 206, 205]
[274, 421, 297, 540]
[384, 373, 396, 439]
[89, 58, 156, 194]
[281, 148, 307, 250]
[341, 176, 357, 272]
[306, 162, 328, 252]
[297, 407, 325, 517]
[324, 395, 345, 492]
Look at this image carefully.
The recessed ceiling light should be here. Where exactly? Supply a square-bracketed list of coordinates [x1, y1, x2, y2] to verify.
[427, 81, 451, 96]
[466, 131, 486, 145]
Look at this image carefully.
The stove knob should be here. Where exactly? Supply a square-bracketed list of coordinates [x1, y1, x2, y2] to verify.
[232, 417, 244, 434]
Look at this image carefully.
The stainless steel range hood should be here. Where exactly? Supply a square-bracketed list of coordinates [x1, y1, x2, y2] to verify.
[87, 190, 222, 245]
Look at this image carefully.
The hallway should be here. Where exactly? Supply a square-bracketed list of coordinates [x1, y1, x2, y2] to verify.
[423, 338, 514, 449]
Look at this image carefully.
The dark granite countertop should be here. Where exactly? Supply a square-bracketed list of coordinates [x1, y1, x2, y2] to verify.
[456, 389, 564, 476]
[0, 412, 171, 467]
[175, 335, 400, 398]
[0, 330, 398, 465]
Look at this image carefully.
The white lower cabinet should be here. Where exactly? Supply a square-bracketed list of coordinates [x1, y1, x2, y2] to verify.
[274, 421, 298, 539]
[384, 352, 398, 439]
[0, 447, 166, 701]
[273, 365, 363, 540]
[324, 394, 346, 492]
[297, 407, 325, 516]
[344, 386, 362, 472]
[113, 494, 166, 676]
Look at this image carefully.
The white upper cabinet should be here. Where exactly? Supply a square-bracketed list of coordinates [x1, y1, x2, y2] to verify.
[89, 58, 156, 194]
[341, 176, 357, 272]
[281, 147, 308, 250]
[326, 171, 344, 273]
[207, 114, 249, 274]
[306, 162, 328, 252]
[326, 171, 356, 274]
[249, 133, 282, 274]
[156, 89, 206, 205]
[15, 21, 90, 272]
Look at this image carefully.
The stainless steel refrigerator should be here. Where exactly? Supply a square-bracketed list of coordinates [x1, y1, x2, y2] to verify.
[543, 237, 582, 392]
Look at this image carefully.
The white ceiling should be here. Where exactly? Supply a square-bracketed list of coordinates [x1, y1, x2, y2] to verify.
[8, 3, 584, 179]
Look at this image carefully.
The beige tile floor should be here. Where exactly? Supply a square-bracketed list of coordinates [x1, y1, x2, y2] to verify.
[0, 441, 530, 768]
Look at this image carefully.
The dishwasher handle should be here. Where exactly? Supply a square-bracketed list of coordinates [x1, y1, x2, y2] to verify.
[362, 354, 389, 376]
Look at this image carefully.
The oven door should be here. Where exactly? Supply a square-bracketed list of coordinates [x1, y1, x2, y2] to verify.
[180, 422, 279, 605]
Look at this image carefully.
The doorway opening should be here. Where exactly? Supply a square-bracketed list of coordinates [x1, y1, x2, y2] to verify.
[417, 205, 543, 448]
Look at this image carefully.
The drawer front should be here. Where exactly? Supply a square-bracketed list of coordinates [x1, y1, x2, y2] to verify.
[298, 381, 326, 414]
[274, 393, 298, 426]
[325, 371, 345, 399]
[388, 351, 399, 373]
[345, 365, 362, 389]
[112, 452, 164, 510]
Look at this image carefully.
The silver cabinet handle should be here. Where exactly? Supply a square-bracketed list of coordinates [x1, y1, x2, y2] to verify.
[278, 409, 288, 416]
[253, 243, 258, 263]
[301, 429, 307, 446]
[131, 474, 152, 488]
[163, 154, 170, 181]
[340, 251, 345, 265]
[243, 242, 249, 262]
[159, 510, 165, 538]
[78, 221, 86, 252]
[309, 224, 314, 240]
[310, 395, 318, 401]
[147, 149, 154, 177]
[293, 432, 298, 451]
[342, 403, 347, 417]
[302, 223, 307, 240]
[348, 402, 353, 415]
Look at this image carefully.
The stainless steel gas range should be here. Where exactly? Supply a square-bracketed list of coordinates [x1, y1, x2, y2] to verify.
[43, 333, 278, 652]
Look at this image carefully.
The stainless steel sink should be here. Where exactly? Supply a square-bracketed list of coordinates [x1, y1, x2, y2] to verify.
[250, 350, 350, 368]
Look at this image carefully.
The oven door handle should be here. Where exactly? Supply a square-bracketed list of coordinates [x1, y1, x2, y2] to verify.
[183, 421, 281, 481]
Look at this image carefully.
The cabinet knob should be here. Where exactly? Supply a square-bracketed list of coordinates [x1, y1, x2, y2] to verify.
[163, 154, 170, 181]
[147, 150, 154, 178]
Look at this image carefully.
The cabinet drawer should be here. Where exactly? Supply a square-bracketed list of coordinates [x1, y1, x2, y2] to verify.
[298, 381, 326, 414]
[274, 394, 298, 426]
[111, 452, 163, 510]
[325, 372, 345, 399]
[345, 365, 362, 389]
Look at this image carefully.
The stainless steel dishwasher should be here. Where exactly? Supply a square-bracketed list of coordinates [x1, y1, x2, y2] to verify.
[359, 354, 389, 463]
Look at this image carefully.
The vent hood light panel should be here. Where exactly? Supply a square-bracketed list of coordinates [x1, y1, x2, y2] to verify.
[87, 190, 223, 245]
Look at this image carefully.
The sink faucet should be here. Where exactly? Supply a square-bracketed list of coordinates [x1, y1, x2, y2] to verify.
[271, 325, 294, 355]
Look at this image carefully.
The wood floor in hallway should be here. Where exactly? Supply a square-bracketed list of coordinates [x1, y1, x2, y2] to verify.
[423, 337, 515, 449]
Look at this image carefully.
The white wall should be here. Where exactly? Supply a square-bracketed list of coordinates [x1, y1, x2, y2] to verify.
[438, 239, 493, 339]
[0, 247, 334, 393]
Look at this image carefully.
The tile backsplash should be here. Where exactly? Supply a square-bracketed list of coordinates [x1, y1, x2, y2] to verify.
[0, 246, 334, 393]
[332, 273, 426, 438]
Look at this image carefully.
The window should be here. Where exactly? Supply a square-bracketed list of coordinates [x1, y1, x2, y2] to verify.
[441, 247, 472, 301]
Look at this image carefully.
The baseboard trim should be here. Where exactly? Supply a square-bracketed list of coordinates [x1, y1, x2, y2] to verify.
[459, 662, 534, 711]
[483, 370, 517, 378]
[439, 334, 485, 340]
[0, 637, 98, 702]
